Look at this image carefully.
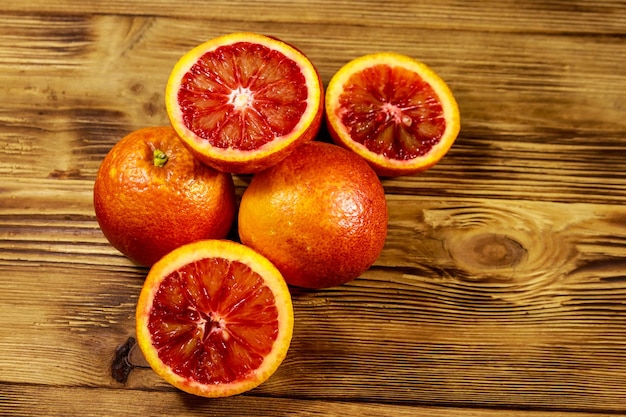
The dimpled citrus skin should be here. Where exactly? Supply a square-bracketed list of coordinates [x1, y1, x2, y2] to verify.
[93, 126, 237, 266]
[238, 141, 388, 289]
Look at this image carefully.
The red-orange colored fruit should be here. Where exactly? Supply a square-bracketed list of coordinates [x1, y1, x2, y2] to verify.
[238, 141, 388, 289]
[325, 52, 460, 177]
[165, 32, 324, 174]
[136, 239, 294, 397]
[93, 126, 236, 266]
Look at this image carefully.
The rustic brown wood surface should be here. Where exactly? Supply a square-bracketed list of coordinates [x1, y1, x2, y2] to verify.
[1, 1, 626, 416]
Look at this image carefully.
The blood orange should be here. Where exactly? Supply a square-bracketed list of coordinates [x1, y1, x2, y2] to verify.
[165, 32, 323, 174]
[136, 239, 294, 398]
[325, 52, 460, 177]
[238, 141, 388, 289]
[93, 126, 236, 267]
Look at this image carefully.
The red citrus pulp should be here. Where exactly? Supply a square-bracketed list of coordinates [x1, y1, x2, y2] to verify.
[136, 239, 294, 397]
[325, 52, 460, 177]
[165, 32, 324, 174]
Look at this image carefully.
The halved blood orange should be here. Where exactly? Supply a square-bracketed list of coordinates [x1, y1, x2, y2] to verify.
[165, 32, 323, 174]
[325, 52, 460, 177]
[136, 239, 294, 397]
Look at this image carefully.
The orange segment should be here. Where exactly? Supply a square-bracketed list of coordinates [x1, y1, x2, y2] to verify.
[136, 239, 293, 397]
[325, 52, 460, 177]
[166, 32, 323, 174]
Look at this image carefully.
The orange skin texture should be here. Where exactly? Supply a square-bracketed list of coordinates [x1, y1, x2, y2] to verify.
[238, 141, 388, 289]
[93, 126, 236, 266]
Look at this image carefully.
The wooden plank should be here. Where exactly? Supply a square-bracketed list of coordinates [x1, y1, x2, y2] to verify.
[4, 178, 626, 276]
[2, 179, 625, 412]
[0, 0, 625, 35]
[1, 14, 625, 204]
[0, 261, 625, 412]
[1, 385, 621, 417]
[2, 2, 626, 415]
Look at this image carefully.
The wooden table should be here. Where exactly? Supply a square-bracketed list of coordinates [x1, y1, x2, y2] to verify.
[2, 1, 625, 416]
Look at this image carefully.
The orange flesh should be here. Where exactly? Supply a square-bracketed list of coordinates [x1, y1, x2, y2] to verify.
[148, 257, 280, 384]
[178, 42, 309, 150]
[336, 64, 446, 160]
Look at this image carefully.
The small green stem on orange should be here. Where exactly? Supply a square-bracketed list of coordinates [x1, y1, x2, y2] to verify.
[153, 149, 168, 167]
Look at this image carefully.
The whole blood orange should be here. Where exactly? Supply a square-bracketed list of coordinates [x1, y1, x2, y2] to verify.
[165, 32, 324, 174]
[93, 126, 236, 267]
[136, 239, 294, 397]
[325, 52, 460, 177]
[238, 141, 388, 289]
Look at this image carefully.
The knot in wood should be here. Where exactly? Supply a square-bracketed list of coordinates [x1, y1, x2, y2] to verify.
[468, 234, 525, 269]
[446, 233, 528, 281]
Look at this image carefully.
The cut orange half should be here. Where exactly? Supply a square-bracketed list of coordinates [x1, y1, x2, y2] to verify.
[136, 239, 294, 398]
[325, 52, 460, 177]
[165, 32, 323, 174]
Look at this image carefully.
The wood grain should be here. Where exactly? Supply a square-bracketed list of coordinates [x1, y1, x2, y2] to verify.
[1, 1, 626, 416]
[1, 1, 626, 34]
[3, 385, 623, 417]
[1, 12, 624, 201]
